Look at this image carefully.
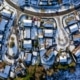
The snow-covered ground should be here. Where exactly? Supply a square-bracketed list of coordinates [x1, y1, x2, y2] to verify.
[9, 0, 80, 13]
[11, 0, 25, 6]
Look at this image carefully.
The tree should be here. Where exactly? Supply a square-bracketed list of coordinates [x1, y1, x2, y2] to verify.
[9, 41, 15, 48]
[58, 0, 62, 4]
[11, 37, 14, 41]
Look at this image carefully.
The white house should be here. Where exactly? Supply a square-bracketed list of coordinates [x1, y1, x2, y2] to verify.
[31, 26, 38, 39]
[69, 24, 79, 33]
[38, 29, 43, 38]
[0, 34, 3, 42]
[59, 55, 67, 63]
[1, 9, 12, 18]
[44, 29, 53, 37]
[75, 50, 80, 57]
[24, 28, 31, 39]
[59, 52, 67, 63]
[45, 38, 53, 48]
[23, 40, 32, 49]
[73, 34, 80, 42]
[32, 51, 38, 56]
[0, 18, 8, 31]
[22, 19, 32, 27]
[25, 53, 32, 65]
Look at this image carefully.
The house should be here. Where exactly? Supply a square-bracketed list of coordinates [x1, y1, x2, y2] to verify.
[40, 49, 56, 69]
[43, 20, 54, 28]
[0, 65, 11, 80]
[1, 9, 12, 18]
[72, 46, 80, 57]
[23, 40, 32, 50]
[31, 26, 38, 39]
[20, 30, 24, 40]
[32, 57, 38, 65]
[0, 43, 2, 51]
[32, 51, 38, 57]
[75, 50, 80, 58]
[59, 56, 67, 63]
[44, 29, 53, 38]
[24, 28, 31, 39]
[69, 24, 79, 34]
[45, 38, 53, 48]
[38, 29, 43, 38]
[25, 53, 32, 65]
[19, 51, 25, 60]
[39, 38, 45, 50]
[59, 52, 67, 63]
[0, 18, 8, 32]
[30, 0, 37, 5]
[0, 34, 3, 43]
[32, 51, 38, 65]
[22, 19, 33, 27]
[73, 34, 80, 42]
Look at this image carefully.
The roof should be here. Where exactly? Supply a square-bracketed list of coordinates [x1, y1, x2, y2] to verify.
[69, 45, 75, 52]
[75, 50, 80, 57]
[0, 65, 11, 79]
[45, 38, 52, 47]
[73, 34, 80, 41]
[0, 34, 3, 42]
[69, 24, 78, 33]
[23, 40, 32, 49]
[23, 19, 32, 27]
[31, 27, 37, 39]
[26, 53, 32, 62]
[32, 57, 37, 65]
[44, 29, 53, 37]
[53, 50, 58, 56]
[1, 9, 11, 18]
[43, 21, 53, 28]
[24, 28, 30, 39]
[38, 29, 43, 38]
[44, 29, 53, 33]
[33, 51, 38, 56]
[59, 55, 67, 63]
[0, 19, 8, 31]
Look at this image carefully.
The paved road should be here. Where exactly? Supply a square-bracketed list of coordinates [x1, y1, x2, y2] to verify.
[5, 0, 80, 17]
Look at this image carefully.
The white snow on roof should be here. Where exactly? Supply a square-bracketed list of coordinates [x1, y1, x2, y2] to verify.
[69, 45, 75, 52]
[75, 50, 80, 57]
[23, 19, 32, 27]
[60, 55, 67, 63]
[0, 43, 1, 47]
[69, 24, 78, 33]
[23, 40, 32, 49]
[0, 34, 3, 41]
[44, 29, 53, 33]
[24, 28, 30, 38]
[33, 51, 38, 56]
[44, 29, 53, 37]
[0, 19, 8, 31]
[31, 27, 37, 39]
[1, 9, 11, 18]
[53, 50, 58, 56]
[26, 53, 32, 62]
